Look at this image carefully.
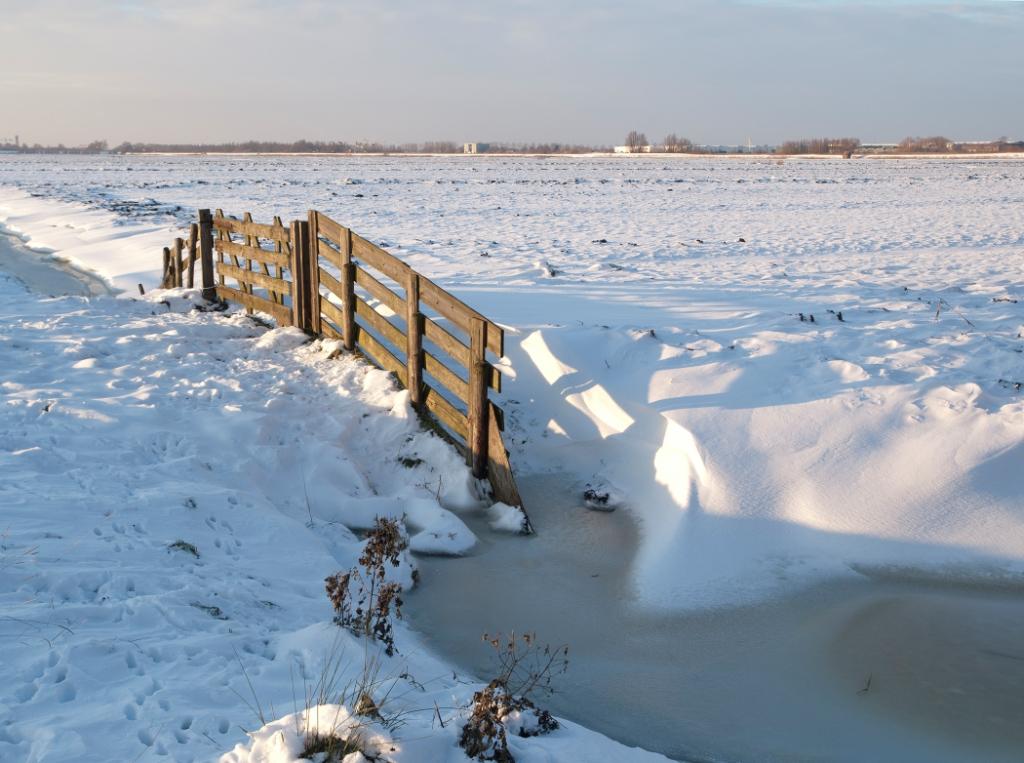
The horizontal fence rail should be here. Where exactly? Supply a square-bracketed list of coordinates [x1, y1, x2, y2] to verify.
[159, 209, 525, 517]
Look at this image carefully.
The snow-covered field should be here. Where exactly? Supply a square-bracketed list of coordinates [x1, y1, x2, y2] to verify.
[1, 154, 1023, 761]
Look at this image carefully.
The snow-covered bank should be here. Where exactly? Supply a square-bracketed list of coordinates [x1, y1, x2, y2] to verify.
[0, 227, 114, 297]
[0, 186, 171, 293]
[0, 273, 664, 762]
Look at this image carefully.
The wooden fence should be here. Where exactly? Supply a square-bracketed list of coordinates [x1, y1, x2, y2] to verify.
[159, 209, 525, 518]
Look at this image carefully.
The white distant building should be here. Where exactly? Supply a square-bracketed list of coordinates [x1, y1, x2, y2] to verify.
[463, 143, 490, 154]
[613, 145, 653, 153]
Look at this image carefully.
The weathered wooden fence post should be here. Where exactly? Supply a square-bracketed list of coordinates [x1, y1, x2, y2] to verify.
[161, 247, 171, 288]
[405, 271, 423, 406]
[468, 317, 490, 478]
[340, 227, 356, 351]
[173, 237, 184, 287]
[289, 219, 311, 331]
[186, 223, 198, 288]
[307, 211, 322, 335]
[198, 209, 216, 302]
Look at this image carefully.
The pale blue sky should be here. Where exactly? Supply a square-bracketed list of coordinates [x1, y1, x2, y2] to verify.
[1, 0, 1021, 145]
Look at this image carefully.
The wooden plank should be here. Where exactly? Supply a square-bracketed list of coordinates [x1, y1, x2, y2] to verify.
[213, 216, 290, 242]
[422, 317, 500, 392]
[217, 239, 291, 269]
[319, 294, 347, 333]
[218, 262, 292, 295]
[419, 276, 503, 356]
[423, 316, 469, 366]
[314, 211, 345, 246]
[423, 350, 469, 402]
[317, 239, 343, 269]
[468, 317, 489, 478]
[487, 401, 528, 523]
[354, 324, 408, 385]
[321, 319, 342, 340]
[351, 233, 410, 284]
[422, 384, 470, 441]
[353, 264, 405, 314]
[318, 267, 345, 302]
[354, 294, 406, 349]
[216, 284, 292, 324]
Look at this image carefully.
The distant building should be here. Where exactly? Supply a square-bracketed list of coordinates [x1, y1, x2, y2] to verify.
[613, 145, 652, 153]
[463, 143, 490, 154]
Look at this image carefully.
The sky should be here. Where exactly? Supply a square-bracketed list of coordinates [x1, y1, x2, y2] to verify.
[1, 0, 1021, 146]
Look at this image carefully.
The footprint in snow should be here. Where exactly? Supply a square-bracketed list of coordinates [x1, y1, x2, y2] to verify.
[13, 683, 37, 703]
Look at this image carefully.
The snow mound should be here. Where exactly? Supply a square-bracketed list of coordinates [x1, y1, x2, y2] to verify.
[488, 502, 531, 533]
[219, 705, 386, 763]
[254, 326, 311, 352]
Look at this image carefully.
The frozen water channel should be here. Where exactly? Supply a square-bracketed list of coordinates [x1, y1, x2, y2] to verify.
[406, 474, 1024, 762]
[0, 228, 114, 297]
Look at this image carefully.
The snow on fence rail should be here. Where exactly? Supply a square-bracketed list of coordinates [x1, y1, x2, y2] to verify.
[159, 208, 526, 518]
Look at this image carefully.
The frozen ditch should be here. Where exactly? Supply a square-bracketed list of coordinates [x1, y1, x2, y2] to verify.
[406, 473, 1024, 763]
[0, 228, 115, 298]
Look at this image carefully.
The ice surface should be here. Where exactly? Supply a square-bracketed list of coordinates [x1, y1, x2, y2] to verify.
[408, 473, 1024, 762]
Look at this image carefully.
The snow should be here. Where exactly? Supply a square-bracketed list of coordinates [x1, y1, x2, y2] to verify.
[0, 269, 664, 762]
[1, 154, 1023, 760]
[486, 502, 531, 533]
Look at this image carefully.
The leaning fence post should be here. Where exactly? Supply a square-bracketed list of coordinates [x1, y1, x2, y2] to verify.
[161, 247, 171, 289]
[198, 209, 216, 301]
[340, 227, 356, 351]
[468, 317, 490, 479]
[405, 271, 423, 406]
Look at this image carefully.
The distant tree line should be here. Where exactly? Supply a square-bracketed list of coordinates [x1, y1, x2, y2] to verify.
[111, 139, 466, 154]
[3, 139, 613, 155]
[485, 142, 611, 154]
[777, 136, 1024, 155]
[663, 134, 694, 153]
[5, 135, 1023, 156]
[5, 139, 110, 154]
[895, 136, 1024, 153]
[777, 137, 861, 155]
